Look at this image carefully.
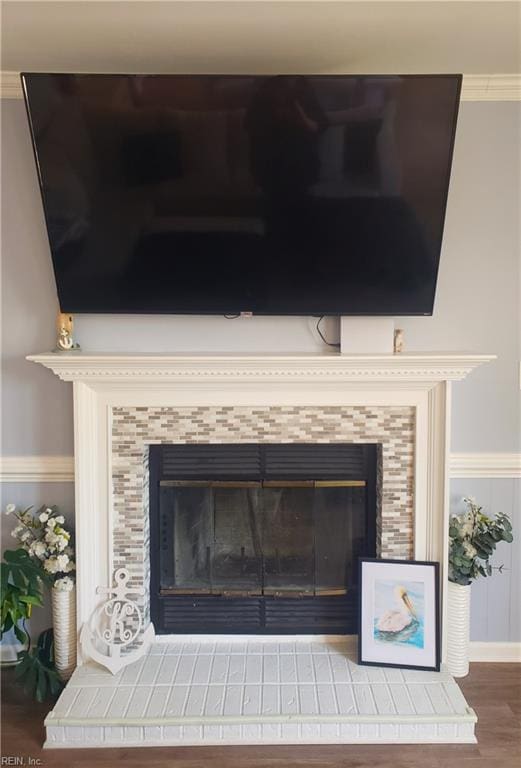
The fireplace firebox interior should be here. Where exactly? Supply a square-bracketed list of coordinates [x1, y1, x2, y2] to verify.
[150, 444, 377, 634]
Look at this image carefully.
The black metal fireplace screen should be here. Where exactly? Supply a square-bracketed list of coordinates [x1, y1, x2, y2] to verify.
[149, 443, 377, 634]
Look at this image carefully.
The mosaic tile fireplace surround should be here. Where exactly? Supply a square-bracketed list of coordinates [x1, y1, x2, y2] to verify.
[112, 405, 415, 630]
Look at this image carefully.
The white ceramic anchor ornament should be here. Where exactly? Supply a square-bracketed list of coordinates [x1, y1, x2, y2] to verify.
[80, 568, 155, 674]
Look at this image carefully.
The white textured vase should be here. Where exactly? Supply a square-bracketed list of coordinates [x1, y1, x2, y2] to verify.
[51, 586, 77, 682]
[447, 580, 471, 678]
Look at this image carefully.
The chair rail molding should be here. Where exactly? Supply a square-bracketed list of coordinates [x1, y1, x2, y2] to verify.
[450, 452, 521, 479]
[3, 452, 519, 482]
[1, 71, 521, 101]
[0, 455, 75, 483]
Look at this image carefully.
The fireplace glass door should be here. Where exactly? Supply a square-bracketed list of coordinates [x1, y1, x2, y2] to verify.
[150, 444, 377, 633]
[159, 480, 366, 597]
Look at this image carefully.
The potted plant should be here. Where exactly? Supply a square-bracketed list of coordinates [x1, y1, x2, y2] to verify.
[1, 538, 63, 700]
[447, 497, 513, 677]
[3, 503, 77, 683]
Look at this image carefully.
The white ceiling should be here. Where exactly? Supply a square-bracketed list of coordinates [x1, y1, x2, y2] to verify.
[1, 1, 520, 75]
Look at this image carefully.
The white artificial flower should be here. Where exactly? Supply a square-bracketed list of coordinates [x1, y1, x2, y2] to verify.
[55, 535, 68, 551]
[45, 530, 59, 546]
[39, 512, 49, 523]
[54, 515, 65, 525]
[56, 554, 69, 571]
[19, 530, 31, 543]
[65, 560, 76, 572]
[11, 525, 23, 539]
[43, 557, 59, 573]
[45, 507, 53, 514]
[54, 576, 74, 592]
[30, 541, 47, 559]
[5, 503, 16, 515]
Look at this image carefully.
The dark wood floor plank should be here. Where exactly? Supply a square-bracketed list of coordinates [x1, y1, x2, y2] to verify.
[1, 663, 520, 767]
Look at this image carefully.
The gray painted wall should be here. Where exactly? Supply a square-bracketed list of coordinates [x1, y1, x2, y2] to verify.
[1, 98, 520, 642]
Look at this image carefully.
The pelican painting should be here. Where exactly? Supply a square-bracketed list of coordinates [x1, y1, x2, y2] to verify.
[373, 580, 424, 648]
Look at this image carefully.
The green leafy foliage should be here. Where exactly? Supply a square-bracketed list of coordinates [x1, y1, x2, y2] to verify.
[449, 498, 513, 586]
[15, 628, 63, 702]
[1, 548, 50, 644]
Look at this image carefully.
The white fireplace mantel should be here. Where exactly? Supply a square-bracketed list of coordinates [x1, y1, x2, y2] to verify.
[27, 351, 493, 387]
[28, 351, 494, 662]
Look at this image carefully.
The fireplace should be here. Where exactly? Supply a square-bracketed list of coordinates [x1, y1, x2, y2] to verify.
[27, 353, 492, 645]
[28, 348, 493, 745]
[149, 443, 377, 634]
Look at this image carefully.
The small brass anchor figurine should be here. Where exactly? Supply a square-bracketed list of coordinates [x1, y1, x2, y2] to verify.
[55, 312, 80, 352]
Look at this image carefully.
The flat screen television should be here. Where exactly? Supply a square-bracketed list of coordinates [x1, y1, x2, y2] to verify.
[22, 73, 461, 316]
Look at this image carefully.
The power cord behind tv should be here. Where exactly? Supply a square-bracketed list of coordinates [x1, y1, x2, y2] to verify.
[315, 315, 341, 349]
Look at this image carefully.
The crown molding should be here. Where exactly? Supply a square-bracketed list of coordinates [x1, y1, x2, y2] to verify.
[26, 352, 495, 388]
[1, 72, 22, 99]
[2, 72, 520, 101]
[460, 74, 521, 102]
[450, 452, 521, 478]
[0, 455, 75, 483]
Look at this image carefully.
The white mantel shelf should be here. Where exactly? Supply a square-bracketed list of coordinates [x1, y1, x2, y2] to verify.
[27, 352, 495, 387]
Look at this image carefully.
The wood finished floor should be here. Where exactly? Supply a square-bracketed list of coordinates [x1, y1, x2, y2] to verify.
[1, 663, 520, 767]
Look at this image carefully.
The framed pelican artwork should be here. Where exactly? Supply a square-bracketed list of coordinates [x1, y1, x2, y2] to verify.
[358, 558, 440, 671]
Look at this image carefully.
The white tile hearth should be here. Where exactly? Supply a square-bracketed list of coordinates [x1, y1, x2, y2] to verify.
[44, 638, 477, 747]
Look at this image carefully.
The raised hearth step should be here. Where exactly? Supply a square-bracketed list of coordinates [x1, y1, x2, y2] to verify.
[44, 638, 477, 748]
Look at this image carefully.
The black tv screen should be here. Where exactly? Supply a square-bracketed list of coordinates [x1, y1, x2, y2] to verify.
[22, 73, 461, 315]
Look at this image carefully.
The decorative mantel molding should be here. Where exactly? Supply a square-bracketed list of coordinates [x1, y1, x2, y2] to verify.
[27, 352, 495, 388]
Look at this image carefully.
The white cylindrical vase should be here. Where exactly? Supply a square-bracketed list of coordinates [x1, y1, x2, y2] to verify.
[447, 580, 471, 678]
[51, 585, 77, 682]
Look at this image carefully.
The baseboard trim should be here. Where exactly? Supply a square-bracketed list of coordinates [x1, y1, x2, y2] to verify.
[3, 640, 518, 663]
[469, 642, 521, 663]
